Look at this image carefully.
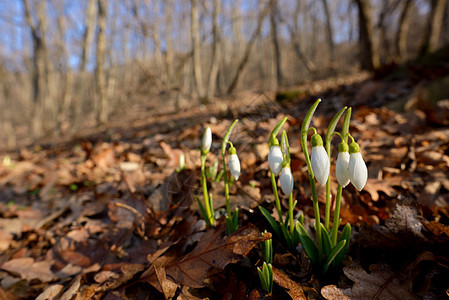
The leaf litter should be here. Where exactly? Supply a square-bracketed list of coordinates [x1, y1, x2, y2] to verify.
[0, 71, 449, 298]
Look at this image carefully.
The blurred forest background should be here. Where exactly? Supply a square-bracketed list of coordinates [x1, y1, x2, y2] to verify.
[0, 0, 448, 149]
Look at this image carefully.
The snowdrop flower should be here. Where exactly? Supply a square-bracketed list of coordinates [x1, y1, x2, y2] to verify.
[228, 146, 241, 181]
[201, 127, 212, 155]
[348, 141, 368, 191]
[280, 165, 293, 196]
[268, 139, 283, 176]
[336, 141, 350, 187]
[310, 134, 330, 186]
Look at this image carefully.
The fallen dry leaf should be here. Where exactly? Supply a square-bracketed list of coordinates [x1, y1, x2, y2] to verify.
[272, 267, 306, 299]
[322, 263, 419, 300]
[36, 284, 64, 300]
[1, 257, 56, 283]
[145, 224, 268, 289]
[155, 266, 178, 299]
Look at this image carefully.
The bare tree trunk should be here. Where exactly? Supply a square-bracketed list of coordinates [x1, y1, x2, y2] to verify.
[164, 0, 174, 90]
[395, 0, 413, 62]
[0, 66, 16, 149]
[95, 0, 108, 124]
[378, 0, 400, 64]
[288, 0, 316, 73]
[23, 0, 52, 139]
[74, 0, 97, 131]
[270, 0, 283, 88]
[419, 0, 448, 56]
[206, 0, 221, 101]
[320, 0, 336, 69]
[354, 0, 379, 70]
[191, 0, 206, 103]
[227, 1, 272, 94]
[55, 0, 72, 135]
[80, 0, 97, 73]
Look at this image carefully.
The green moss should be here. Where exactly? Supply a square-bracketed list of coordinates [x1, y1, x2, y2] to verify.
[275, 90, 301, 103]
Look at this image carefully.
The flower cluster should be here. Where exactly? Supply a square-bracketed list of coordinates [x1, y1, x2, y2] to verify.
[268, 136, 293, 197]
[312, 137, 368, 192]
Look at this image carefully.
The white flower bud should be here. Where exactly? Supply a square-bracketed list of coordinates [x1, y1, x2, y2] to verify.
[336, 142, 350, 187]
[229, 154, 241, 181]
[310, 134, 330, 186]
[268, 146, 283, 176]
[336, 152, 350, 187]
[280, 166, 293, 196]
[201, 127, 212, 154]
[349, 142, 368, 191]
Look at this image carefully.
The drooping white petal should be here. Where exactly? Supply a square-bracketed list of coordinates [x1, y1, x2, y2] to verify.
[201, 127, 212, 154]
[268, 146, 283, 176]
[229, 154, 241, 180]
[311, 146, 330, 186]
[280, 166, 294, 196]
[349, 152, 368, 191]
[336, 151, 350, 187]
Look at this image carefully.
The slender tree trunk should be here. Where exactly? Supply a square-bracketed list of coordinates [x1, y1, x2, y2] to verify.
[320, 0, 335, 69]
[0, 66, 16, 149]
[55, 2, 72, 135]
[206, 0, 221, 101]
[23, 0, 52, 139]
[354, 0, 379, 70]
[270, 0, 283, 88]
[74, 0, 96, 131]
[164, 0, 174, 90]
[95, 0, 108, 124]
[288, 0, 316, 73]
[191, 0, 206, 103]
[419, 0, 448, 56]
[395, 0, 413, 62]
[80, 0, 97, 73]
[227, 2, 272, 94]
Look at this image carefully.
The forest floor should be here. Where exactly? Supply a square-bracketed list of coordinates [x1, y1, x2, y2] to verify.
[1, 59, 449, 299]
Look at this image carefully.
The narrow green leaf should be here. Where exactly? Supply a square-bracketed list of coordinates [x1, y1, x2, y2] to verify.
[221, 119, 238, 157]
[270, 116, 288, 142]
[257, 268, 267, 291]
[323, 240, 346, 274]
[196, 196, 211, 227]
[342, 107, 352, 143]
[301, 99, 321, 138]
[334, 223, 351, 267]
[280, 224, 295, 250]
[296, 222, 319, 265]
[281, 130, 290, 163]
[321, 224, 332, 257]
[325, 106, 347, 146]
[259, 206, 281, 238]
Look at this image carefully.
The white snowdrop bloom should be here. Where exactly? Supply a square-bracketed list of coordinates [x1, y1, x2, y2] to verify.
[201, 127, 212, 154]
[310, 134, 330, 186]
[229, 153, 241, 181]
[336, 142, 350, 187]
[280, 166, 294, 196]
[268, 145, 283, 176]
[348, 142, 368, 191]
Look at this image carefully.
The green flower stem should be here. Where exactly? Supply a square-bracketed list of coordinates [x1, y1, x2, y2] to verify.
[201, 154, 213, 226]
[325, 177, 331, 230]
[221, 151, 232, 217]
[270, 172, 283, 223]
[221, 119, 238, 232]
[330, 185, 343, 245]
[288, 193, 294, 233]
[324, 106, 347, 230]
[301, 99, 323, 264]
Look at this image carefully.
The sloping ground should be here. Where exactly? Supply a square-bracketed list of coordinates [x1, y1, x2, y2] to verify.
[0, 66, 449, 299]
